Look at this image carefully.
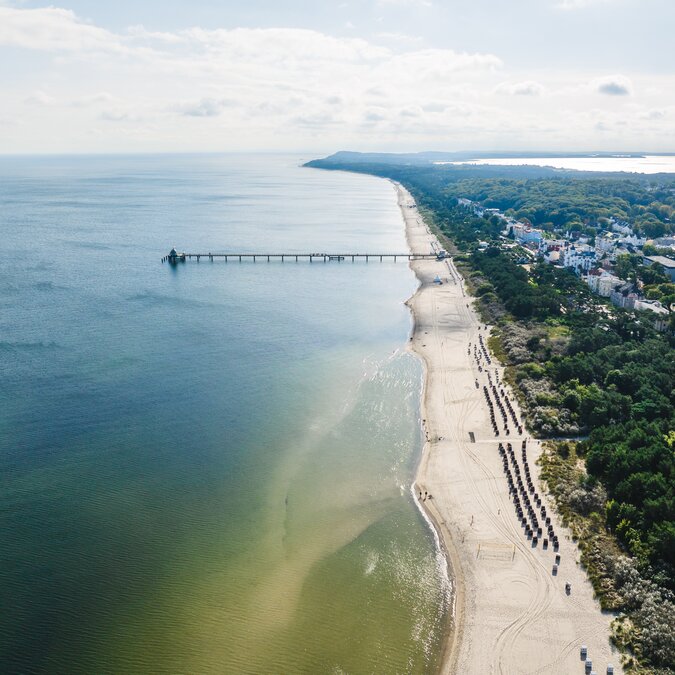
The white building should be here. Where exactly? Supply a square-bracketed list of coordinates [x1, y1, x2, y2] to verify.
[595, 232, 620, 255]
[562, 245, 597, 274]
[586, 269, 623, 297]
[510, 222, 543, 244]
[610, 219, 633, 236]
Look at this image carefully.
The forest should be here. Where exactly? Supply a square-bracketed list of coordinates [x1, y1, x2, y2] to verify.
[444, 176, 675, 237]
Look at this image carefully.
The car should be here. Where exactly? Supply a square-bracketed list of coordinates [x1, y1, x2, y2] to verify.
[580, 645, 587, 659]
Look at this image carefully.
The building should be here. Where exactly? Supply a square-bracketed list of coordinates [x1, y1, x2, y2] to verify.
[634, 299, 671, 331]
[652, 236, 675, 251]
[562, 245, 597, 274]
[509, 222, 543, 244]
[634, 298, 669, 315]
[585, 268, 602, 292]
[586, 269, 623, 297]
[610, 219, 633, 236]
[595, 232, 620, 255]
[610, 283, 637, 309]
[644, 255, 675, 281]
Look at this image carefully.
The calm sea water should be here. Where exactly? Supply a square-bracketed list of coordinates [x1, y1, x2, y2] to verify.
[0, 154, 449, 673]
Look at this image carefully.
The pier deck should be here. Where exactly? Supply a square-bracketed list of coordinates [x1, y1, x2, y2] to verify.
[162, 252, 443, 263]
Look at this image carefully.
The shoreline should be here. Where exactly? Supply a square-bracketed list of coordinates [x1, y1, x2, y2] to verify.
[393, 181, 622, 674]
[399, 185, 463, 675]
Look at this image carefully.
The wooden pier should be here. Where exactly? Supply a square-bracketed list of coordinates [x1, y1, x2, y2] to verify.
[161, 250, 445, 264]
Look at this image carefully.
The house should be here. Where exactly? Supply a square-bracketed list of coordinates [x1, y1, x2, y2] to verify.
[562, 245, 597, 274]
[586, 269, 623, 297]
[610, 282, 637, 309]
[610, 219, 633, 236]
[595, 232, 620, 255]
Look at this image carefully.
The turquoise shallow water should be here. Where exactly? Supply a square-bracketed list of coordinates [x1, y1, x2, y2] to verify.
[0, 154, 448, 673]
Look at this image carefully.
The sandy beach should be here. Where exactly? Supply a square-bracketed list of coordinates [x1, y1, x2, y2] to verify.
[396, 182, 622, 675]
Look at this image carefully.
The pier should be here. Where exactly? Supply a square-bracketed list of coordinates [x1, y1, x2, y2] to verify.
[161, 249, 446, 264]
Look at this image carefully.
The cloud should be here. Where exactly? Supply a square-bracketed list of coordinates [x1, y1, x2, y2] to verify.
[0, 6, 127, 53]
[363, 108, 388, 123]
[641, 109, 667, 120]
[495, 80, 544, 96]
[126, 24, 186, 44]
[399, 105, 423, 117]
[172, 97, 235, 117]
[81, 92, 116, 105]
[24, 90, 56, 105]
[422, 102, 448, 113]
[594, 74, 632, 96]
[99, 109, 131, 122]
[3, 4, 672, 153]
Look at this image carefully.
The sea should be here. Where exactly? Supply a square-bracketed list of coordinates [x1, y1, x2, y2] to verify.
[0, 154, 449, 674]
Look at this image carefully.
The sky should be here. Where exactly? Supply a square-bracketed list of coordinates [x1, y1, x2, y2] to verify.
[1, 0, 674, 154]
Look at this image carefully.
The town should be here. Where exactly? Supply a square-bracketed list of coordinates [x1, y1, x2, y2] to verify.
[459, 197, 675, 330]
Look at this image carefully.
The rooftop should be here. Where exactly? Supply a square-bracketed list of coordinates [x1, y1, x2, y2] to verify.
[646, 255, 675, 268]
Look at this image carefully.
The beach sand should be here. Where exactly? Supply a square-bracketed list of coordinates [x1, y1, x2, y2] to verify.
[396, 182, 623, 675]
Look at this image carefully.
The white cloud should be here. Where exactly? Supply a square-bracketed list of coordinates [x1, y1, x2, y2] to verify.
[0, 6, 127, 53]
[126, 25, 186, 44]
[172, 97, 236, 117]
[594, 74, 632, 96]
[99, 109, 132, 122]
[72, 92, 117, 107]
[24, 90, 56, 105]
[641, 109, 667, 120]
[495, 80, 544, 96]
